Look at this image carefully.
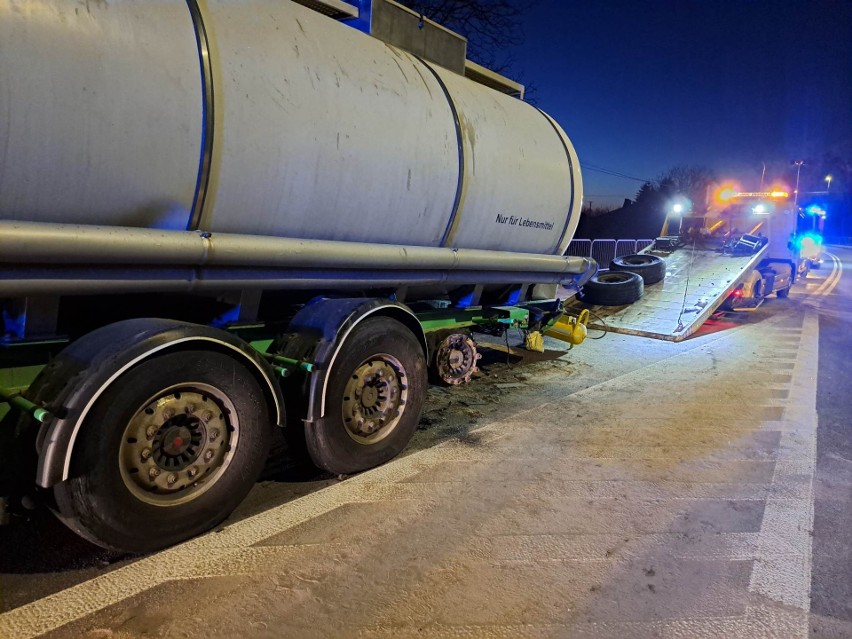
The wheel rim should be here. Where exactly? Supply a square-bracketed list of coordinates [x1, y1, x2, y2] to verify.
[435, 334, 479, 385]
[341, 354, 408, 445]
[118, 383, 238, 506]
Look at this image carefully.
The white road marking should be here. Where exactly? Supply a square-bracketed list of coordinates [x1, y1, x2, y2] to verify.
[747, 311, 818, 621]
[811, 251, 842, 297]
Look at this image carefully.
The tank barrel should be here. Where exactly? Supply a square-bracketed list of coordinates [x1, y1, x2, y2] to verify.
[0, 0, 583, 262]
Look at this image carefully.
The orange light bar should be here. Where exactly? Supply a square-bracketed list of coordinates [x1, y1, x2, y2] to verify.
[732, 191, 789, 199]
[718, 188, 736, 202]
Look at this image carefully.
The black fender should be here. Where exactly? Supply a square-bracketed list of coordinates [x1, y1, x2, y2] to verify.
[33, 319, 284, 489]
[277, 298, 427, 424]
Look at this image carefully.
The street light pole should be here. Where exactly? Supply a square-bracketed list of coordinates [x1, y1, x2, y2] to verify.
[793, 160, 804, 207]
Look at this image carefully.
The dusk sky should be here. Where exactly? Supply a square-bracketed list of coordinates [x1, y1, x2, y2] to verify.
[508, 0, 852, 209]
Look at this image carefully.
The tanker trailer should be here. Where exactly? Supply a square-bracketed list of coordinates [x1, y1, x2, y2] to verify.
[0, 0, 592, 552]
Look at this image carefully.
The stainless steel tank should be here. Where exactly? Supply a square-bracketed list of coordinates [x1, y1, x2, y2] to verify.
[0, 0, 582, 257]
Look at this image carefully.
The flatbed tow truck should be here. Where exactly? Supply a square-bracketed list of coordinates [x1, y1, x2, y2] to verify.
[565, 190, 804, 342]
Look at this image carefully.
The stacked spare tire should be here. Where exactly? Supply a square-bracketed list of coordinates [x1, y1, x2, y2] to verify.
[580, 254, 666, 306]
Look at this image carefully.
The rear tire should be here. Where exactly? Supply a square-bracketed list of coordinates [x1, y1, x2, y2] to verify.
[53, 351, 271, 553]
[306, 318, 426, 475]
[609, 254, 666, 285]
[580, 271, 644, 306]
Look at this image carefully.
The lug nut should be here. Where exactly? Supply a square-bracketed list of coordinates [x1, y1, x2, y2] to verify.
[208, 429, 219, 442]
[187, 466, 199, 478]
[202, 410, 214, 423]
[204, 450, 215, 462]
[140, 448, 152, 461]
[167, 473, 177, 485]
[162, 408, 175, 420]
[148, 467, 160, 479]
[185, 404, 196, 414]
[146, 426, 157, 439]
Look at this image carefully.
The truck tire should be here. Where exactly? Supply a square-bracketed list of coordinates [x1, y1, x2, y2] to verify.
[306, 317, 426, 475]
[53, 350, 271, 553]
[580, 271, 644, 306]
[609, 254, 666, 285]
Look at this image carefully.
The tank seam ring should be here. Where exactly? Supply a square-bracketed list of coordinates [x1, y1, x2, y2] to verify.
[185, 0, 215, 231]
[414, 56, 466, 248]
[533, 107, 577, 255]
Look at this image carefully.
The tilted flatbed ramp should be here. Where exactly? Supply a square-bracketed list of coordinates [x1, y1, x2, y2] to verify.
[566, 244, 769, 342]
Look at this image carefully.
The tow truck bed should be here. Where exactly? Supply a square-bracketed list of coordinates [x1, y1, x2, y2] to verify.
[567, 243, 769, 342]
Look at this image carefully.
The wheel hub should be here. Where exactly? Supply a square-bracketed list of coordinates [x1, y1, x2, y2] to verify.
[118, 385, 237, 506]
[435, 334, 480, 385]
[361, 385, 379, 408]
[342, 356, 408, 444]
[153, 418, 202, 469]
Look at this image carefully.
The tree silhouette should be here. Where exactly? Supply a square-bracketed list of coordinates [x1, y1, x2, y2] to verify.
[395, 0, 539, 73]
[656, 165, 716, 212]
[634, 182, 655, 206]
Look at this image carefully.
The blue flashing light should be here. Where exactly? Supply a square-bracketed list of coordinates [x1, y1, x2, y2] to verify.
[505, 287, 522, 306]
[2, 305, 26, 341]
[794, 232, 823, 251]
[341, 0, 372, 33]
[210, 305, 241, 328]
[455, 291, 477, 309]
[805, 205, 826, 217]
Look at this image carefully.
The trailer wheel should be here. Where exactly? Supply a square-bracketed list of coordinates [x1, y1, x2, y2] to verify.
[579, 271, 644, 306]
[53, 350, 271, 553]
[432, 332, 481, 386]
[306, 317, 426, 475]
[609, 254, 666, 285]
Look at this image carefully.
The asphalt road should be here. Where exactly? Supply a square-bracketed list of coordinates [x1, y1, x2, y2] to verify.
[0, 248, 848, 638]
[809, 245, 852, 638]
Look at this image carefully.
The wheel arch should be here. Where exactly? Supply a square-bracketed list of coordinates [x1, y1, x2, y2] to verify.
[35, 320, 284, 489]
[282, 298, 427, 424]
[316, 302, 427, 422]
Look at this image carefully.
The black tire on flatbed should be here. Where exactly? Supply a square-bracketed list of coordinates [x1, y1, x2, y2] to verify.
[580, 271, 644, 306]
[609, 254, 666, 285]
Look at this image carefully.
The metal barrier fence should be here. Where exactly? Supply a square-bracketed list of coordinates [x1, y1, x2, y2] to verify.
[567, 239, 654, 270]
[565, 239, 592, 258]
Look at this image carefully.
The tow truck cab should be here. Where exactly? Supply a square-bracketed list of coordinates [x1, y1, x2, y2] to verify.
[704, 191, 801, 309]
